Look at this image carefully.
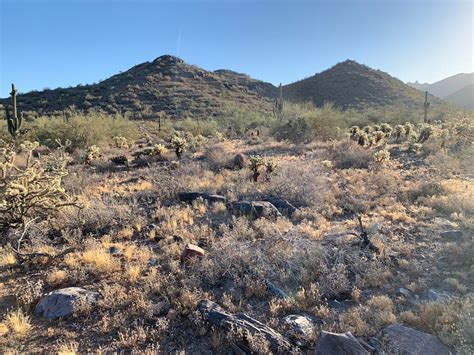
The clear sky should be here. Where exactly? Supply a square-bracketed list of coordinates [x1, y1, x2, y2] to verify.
[0, 0, 472, 97]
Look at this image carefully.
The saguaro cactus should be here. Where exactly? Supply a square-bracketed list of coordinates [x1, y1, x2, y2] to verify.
[423, 91, 430, 123]
[273, 83, 284, 115]
[5, 83, 23, 137]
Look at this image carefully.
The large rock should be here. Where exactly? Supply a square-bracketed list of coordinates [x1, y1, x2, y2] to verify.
[262, 196, 297, 217]
[315, 331, 369, 355]
[230, 200, 281, 220]
[35, 287, 99, 319]
[283, 314, 314, 345]
[382, 324, 451, 355]
[178, 192, 226, 205]
[440, 230, 463, 240]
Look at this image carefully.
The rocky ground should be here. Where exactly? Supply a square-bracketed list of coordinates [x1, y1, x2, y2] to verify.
[0, 125, 473, 354]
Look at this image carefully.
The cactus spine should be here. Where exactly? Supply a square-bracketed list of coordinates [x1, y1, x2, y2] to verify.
[423, 91, 430, 123]
[5, 83, 23, 137]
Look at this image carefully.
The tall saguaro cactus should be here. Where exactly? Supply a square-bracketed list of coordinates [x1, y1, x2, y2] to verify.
[5, 83, 23, 137]
[423, 91, 430, 123]
[274, 83, 284, 115]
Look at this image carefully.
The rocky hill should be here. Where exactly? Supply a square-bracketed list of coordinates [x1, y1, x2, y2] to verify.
[283, 60, 442, 109]
[0, 55, 278, 118]
[1, 57, 449, 118]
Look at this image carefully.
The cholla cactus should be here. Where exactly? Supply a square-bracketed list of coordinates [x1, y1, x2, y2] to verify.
[0, 140, 78, 230]
[188, 134, 208, 152]
[374, 131, 385, 145]
[372, 124, 381, 132]
[357, 131, 369, 146]
[82, 145, 100, 164]
[249, 155, 265, 182]
[113, 136, 129, 149]
[408, 142, 422, 154]
[321, 160, 334, 169]
[265, 159, 278, 180]
[171, 136, 187, 159]
[380, 123, 393, 138]
[418, 124, 433, 143]
[349, 126, 361, 140]
[393, 125, 405, 141]
[404, 122, 415, 137]
[363, 126, 372, 134]
[373, 149, 390, 163]
[151, 143, 168, 156]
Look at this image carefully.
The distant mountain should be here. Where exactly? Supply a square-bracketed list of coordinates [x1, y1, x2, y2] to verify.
[283, 60, 441, 109]
[0, 55, 278, 118]
[1, 56, 450, 118]
[444, 84, 474, 109]
[407, 73, 474, 108]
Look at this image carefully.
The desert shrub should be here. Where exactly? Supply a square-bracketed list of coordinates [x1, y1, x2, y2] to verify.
[272, 116, 314, 143]
[32, 112, 139, 150]
[331, 140, 372, 169]
[0, 140, 78, 230]
[173, 117, 220, 137]
[217, 106, 269, 138]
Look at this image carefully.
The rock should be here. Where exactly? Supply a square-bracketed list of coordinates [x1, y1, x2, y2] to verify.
[35, 287, 99, 319]
[180, 243, 205, 262]
[283, 314, 314, 345]
[198, 299, 291, 352]
[424, 289, 451, 303]
[166, 309, 177, 321]
[108, 246, 122, 255]
[382, 324, 451, 355]
[315, 331, 369, 355]
[230, 200, 282, 220]
[440, 230, 463, 240]
[262, 196, 297, 217]
[433, 218, 459, 229]
[398, 287, 412, 298]
[178, 192, 226, 205]
[233, 153, 247, 170]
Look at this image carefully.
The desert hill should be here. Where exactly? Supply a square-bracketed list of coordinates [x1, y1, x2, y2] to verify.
[283, 60, 442, 109]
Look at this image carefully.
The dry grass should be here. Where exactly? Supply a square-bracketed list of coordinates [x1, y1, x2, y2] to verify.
[5, 309, 32, 337]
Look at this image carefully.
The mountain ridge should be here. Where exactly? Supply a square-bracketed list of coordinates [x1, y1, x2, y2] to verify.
[1, 55, 448, 118]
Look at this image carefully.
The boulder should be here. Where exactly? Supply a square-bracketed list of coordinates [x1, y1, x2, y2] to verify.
[178, 192, 226, 205]
[382, 324, 451, 355]
[424, 289, 451, 303]
[283, 314, 314, 345]
[440, 230, 463, 240]
[180, 243, 205, 262]
[230, 200, 281, 220]
[262, 196, 297, 217]
[35, 287, 99, 319]
[315, 331, 369, 355]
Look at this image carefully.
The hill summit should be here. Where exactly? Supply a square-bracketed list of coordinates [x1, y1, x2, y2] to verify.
[2, 55, 278, 118]
[283, 60, 441, 109]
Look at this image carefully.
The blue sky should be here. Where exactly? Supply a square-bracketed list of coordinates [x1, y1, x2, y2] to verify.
[0, 0, 472, 97]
